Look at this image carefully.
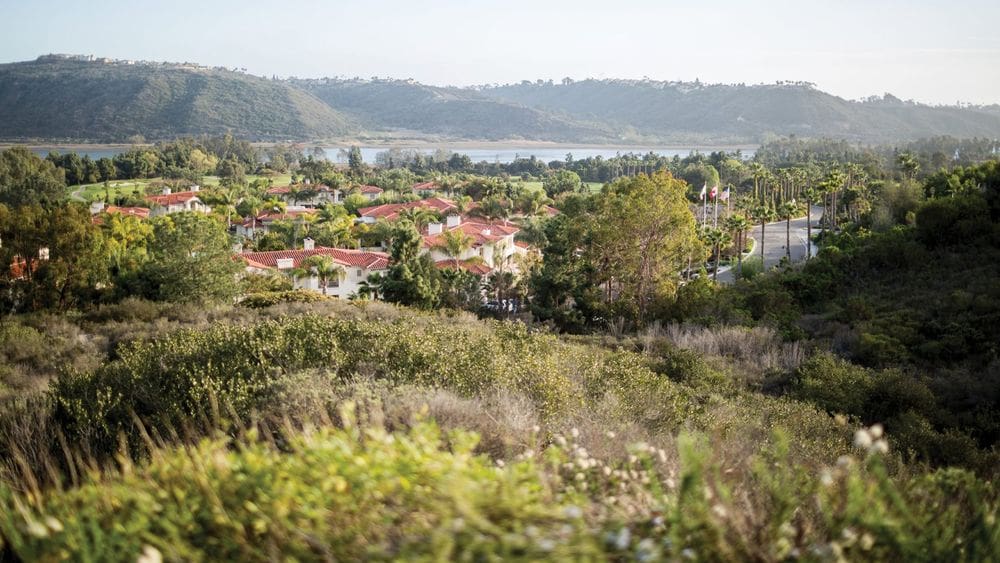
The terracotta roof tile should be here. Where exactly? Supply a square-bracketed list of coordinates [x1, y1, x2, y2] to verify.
[239, 247, 390, 270]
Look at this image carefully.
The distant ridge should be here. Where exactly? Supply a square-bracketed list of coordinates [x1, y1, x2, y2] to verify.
[0, 55, 354, 142]
[1, 55, 999, 144]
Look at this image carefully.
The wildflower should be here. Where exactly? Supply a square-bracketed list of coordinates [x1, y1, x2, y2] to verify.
[841, 527, 858, 546]
[860, 533, 875, 550]
[575, 472, 586, 482]
[819, 469, 834, 487]
[555, 435, 567, 447]
[571, 428, 580, 438]
[606, 431, 616, 439]
[615, 527, 631, 550]
[834, 413, 848, 426]
[869, 423, 884, 439]
[496, 459, 505, 468]
[712, 504, 728, 519]
[836, 455, 854, 469]
[137, 545, 163, 563]
[603, 466, 612, 476]
[872, 439, 889, 454]
[665, 478, 676, 489]
[531, 425, 541, 434]
[853, 428, 873, 449]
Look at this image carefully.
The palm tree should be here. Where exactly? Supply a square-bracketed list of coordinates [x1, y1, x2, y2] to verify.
[779, 199, 798, 261]
[802, 187, 819, 260]
[293, 254, 346, 295]
[724, 214, 751, 278]
[431, 230, 475, 268]
[397, 207, 439, 231]
[701, 227, 732, 282]
[752, 204, 777, 271]
[263, 197, 287, 215]
[357, 272, 385, 300]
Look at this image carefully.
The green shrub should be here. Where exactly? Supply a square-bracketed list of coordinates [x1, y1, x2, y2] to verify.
[238, 290, 327, 308]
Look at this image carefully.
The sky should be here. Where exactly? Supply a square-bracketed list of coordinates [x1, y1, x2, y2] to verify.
[2, 0, 999, 105]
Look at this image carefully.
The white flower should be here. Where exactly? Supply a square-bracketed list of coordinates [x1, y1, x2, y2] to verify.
[531, 425, 541, 434]
[860, 532, 875, 550]
[872, 439, 889, 454]
[137, 545, 163, 563]
[712, 504, 728, 519]
[606, 431, 616, 439]
[853, 428, 873, 449]
[819, 469, 834, 486]
[555, 435, 567, 447]
[869, 423, 884, 439]
[570, 428, 580, 438]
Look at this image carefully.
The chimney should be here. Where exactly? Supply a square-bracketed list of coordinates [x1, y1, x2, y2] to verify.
[482, 228, 492, 236]
[276, 258, 294, 269]
[190, 185, 200, 192]
[446, 213, 461, 228]
[303, 237, 315, 250]
[38, 247, 50, 260]
[162, 187, 172, 195]
[427, 222, 443, 235]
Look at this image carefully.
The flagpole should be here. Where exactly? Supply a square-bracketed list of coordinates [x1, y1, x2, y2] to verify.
[713, 195, 719, 228]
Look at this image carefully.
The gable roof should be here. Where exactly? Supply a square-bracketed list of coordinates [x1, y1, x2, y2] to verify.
[240, 209, 316, 228]
[239, 247, 390, 271]
[266, 184, 333, 195]
[146, 191, 203, 206]
[356, 185, 384, 195]
[105, 206, 151, 219]
[435, 259, 492, 276]
[358, 197, 457, 221]
[422, 219, 519, 250]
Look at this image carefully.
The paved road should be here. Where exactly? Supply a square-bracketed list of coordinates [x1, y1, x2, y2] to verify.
[70, 185, 87, 202]
[716, 205, 823, 284]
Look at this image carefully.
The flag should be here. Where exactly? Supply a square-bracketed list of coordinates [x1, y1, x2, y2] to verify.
[699, 183, 707, 201]
[720, 187, 730, 201]
[709, 185, 718, 200]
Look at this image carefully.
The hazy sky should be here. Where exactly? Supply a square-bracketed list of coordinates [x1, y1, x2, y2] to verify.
[2, 0, 999, 104]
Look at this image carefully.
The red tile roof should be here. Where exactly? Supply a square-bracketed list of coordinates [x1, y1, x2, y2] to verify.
[106, 206, 150, 219]
[240, 209, 316, 228]
[422, 219, 519, 249]
[356, 185, 384, 195]
[435, 259, 492, 276]
[412, 181, 441, 192]
[358, 197, 457, 220]
[266, 184, 333, 195]
[239, 247, 390, 271]
[146, 191, 203, 206]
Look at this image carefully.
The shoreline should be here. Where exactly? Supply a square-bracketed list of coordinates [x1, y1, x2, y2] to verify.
[2, 139, 758, 152]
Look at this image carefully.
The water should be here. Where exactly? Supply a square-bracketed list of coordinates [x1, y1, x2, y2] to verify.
[25, 145, 755, 164]
[328, 146, 755, 164]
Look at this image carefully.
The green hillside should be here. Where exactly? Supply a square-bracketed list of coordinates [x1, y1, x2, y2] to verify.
[0, 57, 355, 142]
[480, 80, 1000, 143]
[295, 78, 619, 142]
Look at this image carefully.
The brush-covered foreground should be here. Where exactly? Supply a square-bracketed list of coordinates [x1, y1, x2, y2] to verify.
[0, 299, 997, 560]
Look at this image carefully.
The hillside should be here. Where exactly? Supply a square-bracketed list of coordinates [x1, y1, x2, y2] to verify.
[2, 56, 999, 144]
[293, 78, 620, 142]
[479, 80, 1000, 143]
[0, 56, 355, 142]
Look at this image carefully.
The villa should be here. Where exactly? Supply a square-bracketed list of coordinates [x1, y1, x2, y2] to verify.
[146, 187, 209, 216]
[239, 239, 389, 299]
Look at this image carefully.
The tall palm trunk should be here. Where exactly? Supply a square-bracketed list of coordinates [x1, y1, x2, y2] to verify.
[713, 243, 721, 281]
[806, 202, 812, 260]
[785, 216, 792, 261]
[760, 220, 766, 270]
[736, 231, 744, 277]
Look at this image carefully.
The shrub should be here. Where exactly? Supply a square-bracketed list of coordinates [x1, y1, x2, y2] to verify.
[238, 290, 327, 308]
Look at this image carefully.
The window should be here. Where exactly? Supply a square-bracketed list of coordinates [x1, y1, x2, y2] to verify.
[356, 269, 362, 277]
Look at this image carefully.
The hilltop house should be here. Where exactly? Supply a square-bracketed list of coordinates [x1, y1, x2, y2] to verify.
[236, 207, 315, 238]
[145, 187, 209, 216]
[422, 215, 521, 276]
[239, 240, 389, 299]
[266, 184, 340, 207]
[357, 197, 458, 223]
[354, 185, 384, 201]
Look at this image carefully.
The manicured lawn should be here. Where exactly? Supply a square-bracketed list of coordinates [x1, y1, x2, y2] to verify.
[519, 181, 604, 194]
[68, 174, 294, 202]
